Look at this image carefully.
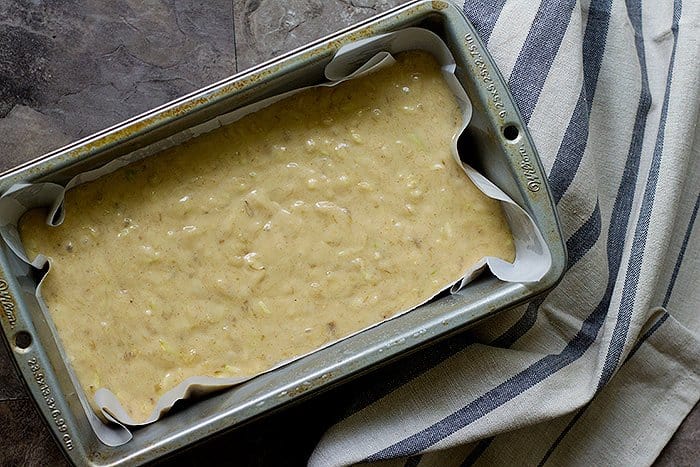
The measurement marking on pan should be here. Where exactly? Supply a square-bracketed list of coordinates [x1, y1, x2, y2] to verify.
[27, 356, 74, 451]
[464, 33, 507, 120]
[518, 145, 542, 192]
[0, 280, 17, 328]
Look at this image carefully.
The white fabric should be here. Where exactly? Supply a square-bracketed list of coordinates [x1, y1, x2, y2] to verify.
[310, 0, 700, 465]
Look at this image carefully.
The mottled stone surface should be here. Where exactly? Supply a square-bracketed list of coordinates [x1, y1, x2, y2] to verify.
[0, 399, 69, 466]
[233, 0, 408, 69]
[0, 105, 71, 171]
[0, 0, 236, 145]
[655, 402, 700, 467]
[0, 339, 24, 400]
[0, 0, 697, 465]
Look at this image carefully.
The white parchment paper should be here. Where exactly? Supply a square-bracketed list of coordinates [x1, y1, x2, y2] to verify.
[0, 28, 551, 446]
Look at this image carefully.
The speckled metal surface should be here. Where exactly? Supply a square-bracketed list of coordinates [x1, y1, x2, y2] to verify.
[0, 1, 696, 466]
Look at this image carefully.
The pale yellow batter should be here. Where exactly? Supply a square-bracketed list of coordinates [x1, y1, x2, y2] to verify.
[19, 51, 515, 423]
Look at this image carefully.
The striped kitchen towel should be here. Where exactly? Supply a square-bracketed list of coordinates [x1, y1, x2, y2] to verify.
[309, 0, 700, 465]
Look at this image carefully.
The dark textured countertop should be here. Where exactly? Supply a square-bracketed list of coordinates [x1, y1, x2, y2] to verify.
[0, 1, 697, 465]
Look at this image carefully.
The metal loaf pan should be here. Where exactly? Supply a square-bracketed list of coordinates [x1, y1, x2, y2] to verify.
[0, 1, 566, 465]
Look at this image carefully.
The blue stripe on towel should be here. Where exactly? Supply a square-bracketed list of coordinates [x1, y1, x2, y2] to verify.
[533, 0, 683, 461]
[598, 0, 683, 390]
[460, 437, 495, 466]
[485, 0, 615, 351]
[462, 0, 508, 44]
[547, 0, 614, 204]
[536, 194, 692, 464]
[536, 308, 669, 466]
[662, 193, 700, 307]
[403, 454, 422, 467]
[625, 311, 669, 362]
[364, 2, 626, 460]
[491, 201, 601, 349]
[507, 0, 578, 123]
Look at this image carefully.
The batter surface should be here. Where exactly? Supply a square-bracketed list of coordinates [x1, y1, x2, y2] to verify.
[20, 51, 515, 423]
